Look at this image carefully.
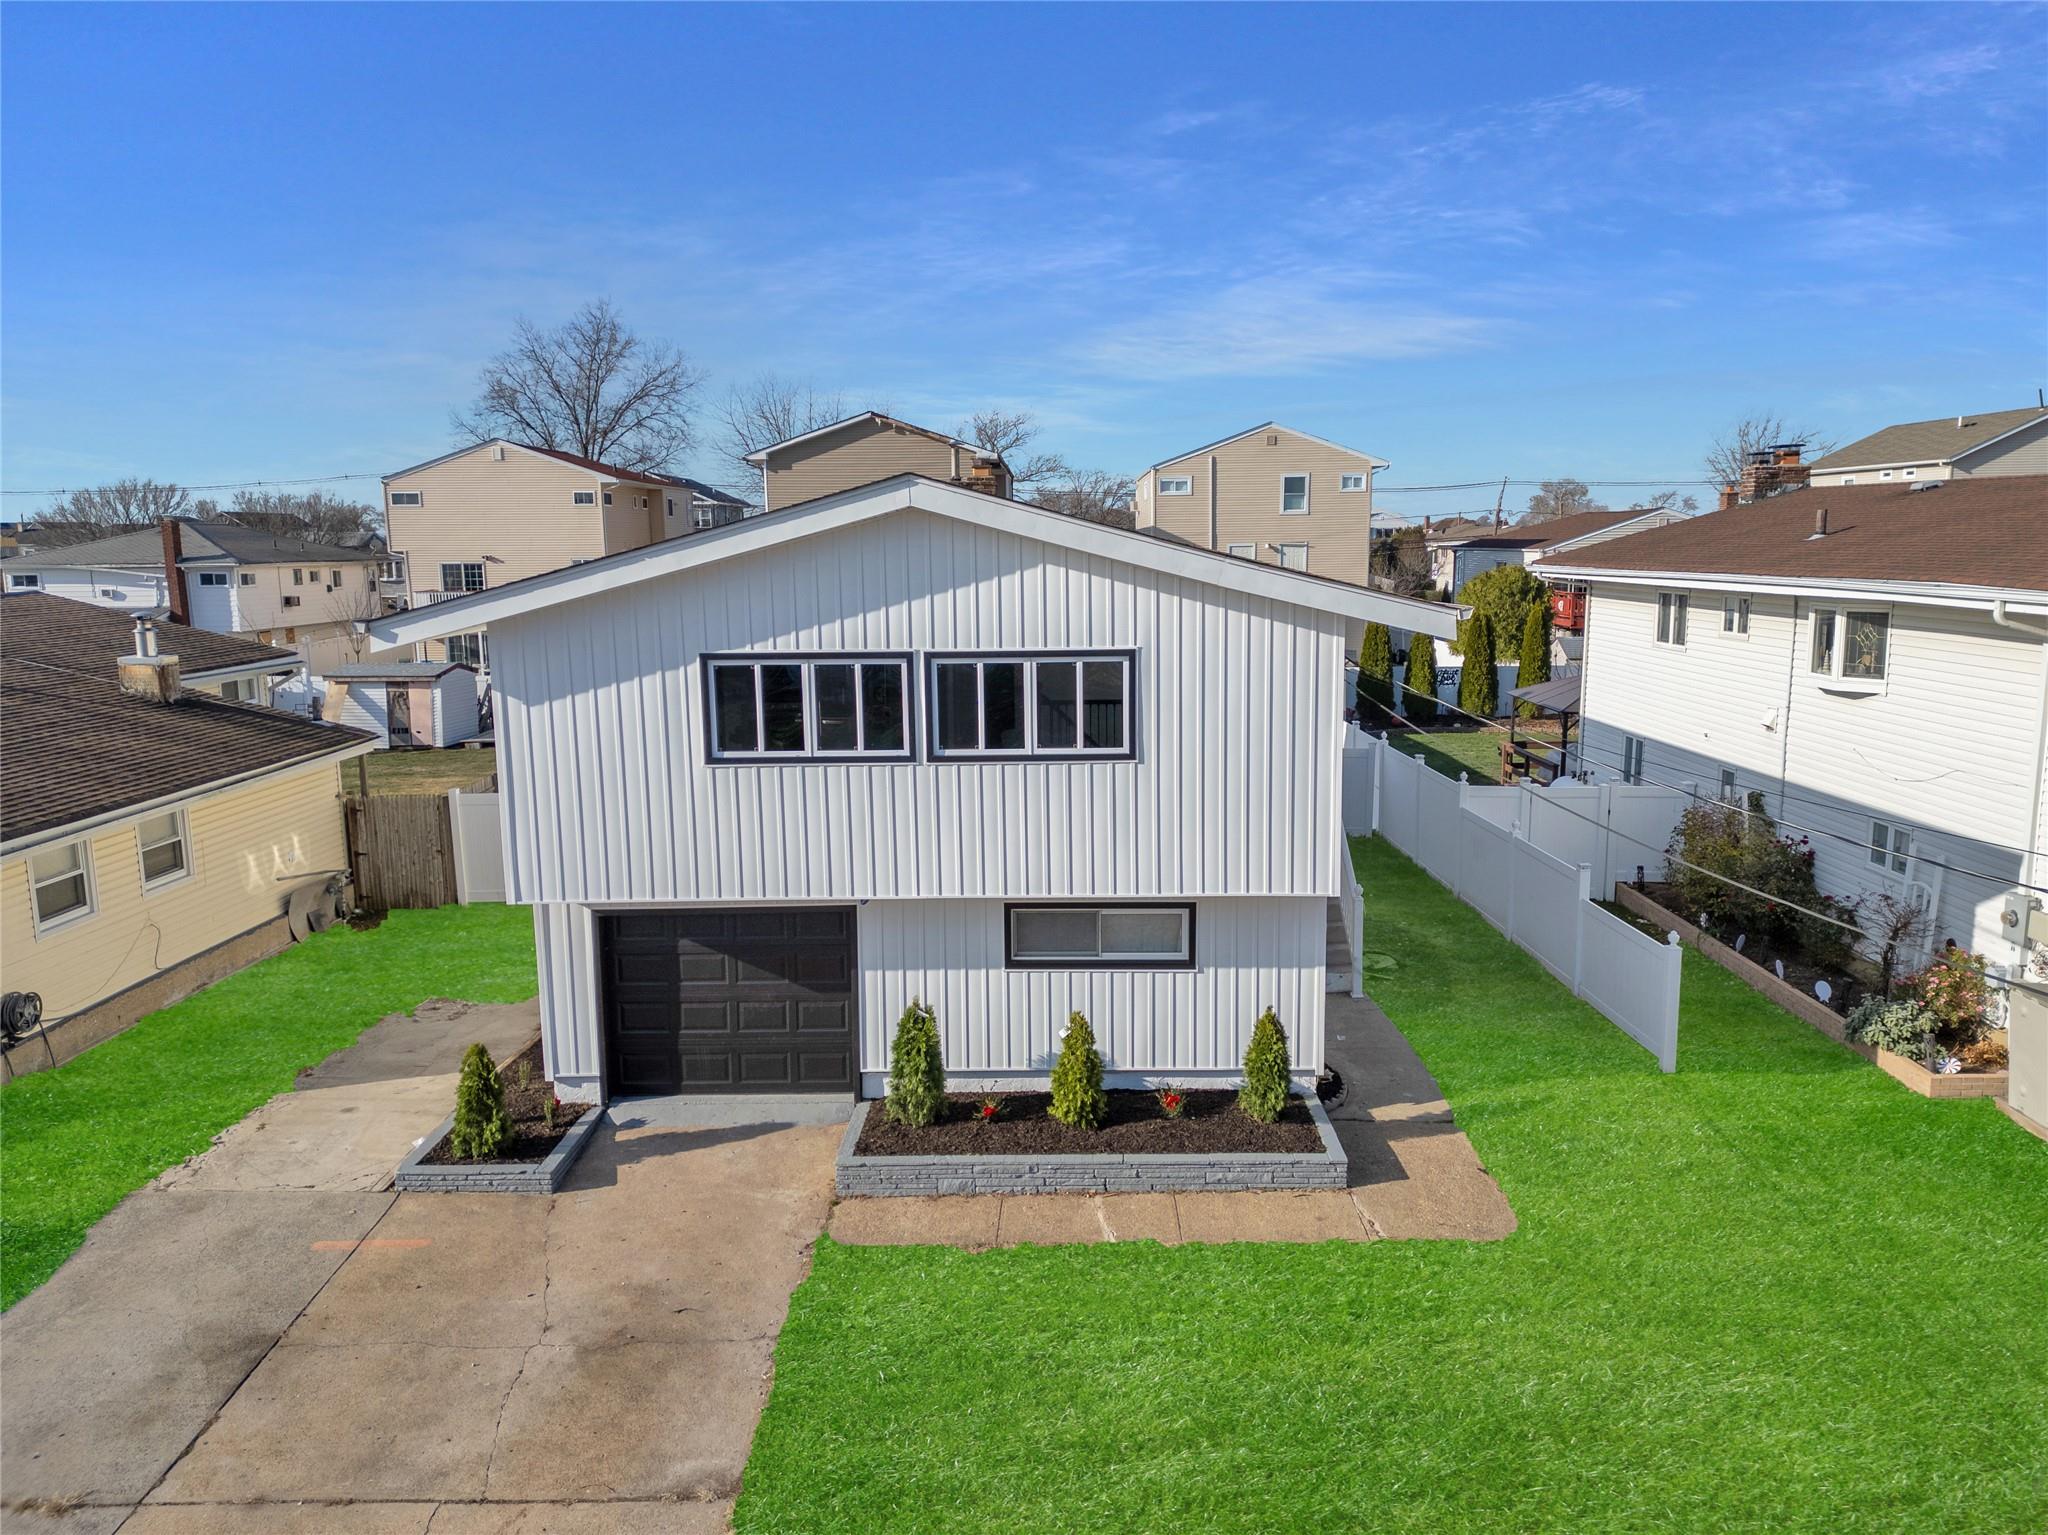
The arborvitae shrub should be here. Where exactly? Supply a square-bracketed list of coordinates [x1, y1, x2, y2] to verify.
[1458, 613, 1498, 718]
[1404, 634, 1440, 723]
[1049, 1011, 1108, 1129]
[1238, 1008, 1292, 1123]
[1356, 623, 1395, 721]
[885, 999, 946, 1127]
[1517, 602, 1551, 718]
[450, 1042, 510, 1159]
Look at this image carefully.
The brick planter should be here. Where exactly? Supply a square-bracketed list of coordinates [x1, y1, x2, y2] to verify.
[1613, 884, 2009, 1102]
[393, 1105, 602, 1193]
[833, 1096, 1349, 1197]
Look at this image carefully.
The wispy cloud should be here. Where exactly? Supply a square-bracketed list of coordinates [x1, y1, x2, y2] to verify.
[1795, 209, 1957, 261]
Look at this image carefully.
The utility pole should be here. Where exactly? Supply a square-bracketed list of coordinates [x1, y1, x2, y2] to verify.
[1493, 477, 1508, 531]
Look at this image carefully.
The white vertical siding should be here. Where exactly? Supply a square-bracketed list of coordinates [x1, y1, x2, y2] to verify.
[493, 507, 1348, 905]
[534, 903, 602, 1102]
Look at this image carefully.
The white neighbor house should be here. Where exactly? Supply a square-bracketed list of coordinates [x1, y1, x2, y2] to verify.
[370, 474, 1459, 1104]
[1534, 475, 2048, 976]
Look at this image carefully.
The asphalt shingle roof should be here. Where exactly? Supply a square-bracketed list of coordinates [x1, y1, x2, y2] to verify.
[8, 518, 382, 572]
[0, 593, 299, 678]
[1810, 407, 2048, 472]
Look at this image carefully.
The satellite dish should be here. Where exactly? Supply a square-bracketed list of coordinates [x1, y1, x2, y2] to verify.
[1814, 979, 1832, 1003]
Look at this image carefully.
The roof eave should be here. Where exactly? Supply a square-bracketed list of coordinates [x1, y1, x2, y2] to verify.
[1532, 560, 2048, 615]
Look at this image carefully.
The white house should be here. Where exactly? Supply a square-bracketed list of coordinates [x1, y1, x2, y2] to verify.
[370, 473, 1459, 1104]
[1533, 474, 2048, 973]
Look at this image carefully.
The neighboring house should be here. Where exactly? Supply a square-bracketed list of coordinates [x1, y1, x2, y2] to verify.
[0, 593, 303, 706]
[1, 605, 374, 1065]
[1424, 506, 1692, 596]
[746, 412, 1011, 513]
[1808, 407, 2048, 487]
[381, 439, 751, 667]
[323, 661, 481, 749]
[369, 472, 1459, 1105]
[1133, 423, 1387, 585]
[0, 519, 385, 675]
[1532, 475, 2048, 973]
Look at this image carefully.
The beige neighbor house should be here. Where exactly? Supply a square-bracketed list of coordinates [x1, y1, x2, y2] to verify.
[746, 412, 1012, 513]
[1807, 406, 2048, 487]
[381, 439, 750, 666]
[0, 597, 374, 1072]
[1133, 423, 1388, 586]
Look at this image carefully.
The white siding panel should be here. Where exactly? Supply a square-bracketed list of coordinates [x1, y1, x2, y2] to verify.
[334, 681, 391, 746]
[495, 509, 1347, 905]
[534, 903, 602, 1102]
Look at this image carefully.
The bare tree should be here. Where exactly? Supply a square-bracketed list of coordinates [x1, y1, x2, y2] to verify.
[1369, 525, 1435, 597]
[1030, 468, 1134, 526]
[1704, 413, 1836, 493]
[713, 374, 849, 487]
[1641, 489, 1701, 514]
[34, 479, 192, 545]
[959, 408, 1068, 492]
[454, 299, 704, 473]
[203, 489, 384, 548]
[1522, 478, 1608, 523]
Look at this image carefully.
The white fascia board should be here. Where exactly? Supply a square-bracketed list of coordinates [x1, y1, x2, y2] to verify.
[182, 657, 302, 685]
[1534, 562, 2048, 616]
[1149, 422, 1391, 473]
[1535, 509, 1681, 555]
[368, 474, 1465, 647]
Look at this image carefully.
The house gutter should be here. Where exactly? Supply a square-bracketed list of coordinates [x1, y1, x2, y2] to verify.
[1533, 565, 2048, 616]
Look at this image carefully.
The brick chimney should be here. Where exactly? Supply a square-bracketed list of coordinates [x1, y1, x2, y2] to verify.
[1737, 444, 1810, 503]
[118, 618, 182, 703]
[1717, 484, 1740, 512]
[160, 518, 190, 624]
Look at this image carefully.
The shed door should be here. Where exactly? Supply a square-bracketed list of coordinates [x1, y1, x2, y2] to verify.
[386, 686, 413, 746]
[600, 908, 856, 1096]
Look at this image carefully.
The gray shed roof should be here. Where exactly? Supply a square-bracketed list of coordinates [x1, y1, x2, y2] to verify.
[1811, 407, 2048, 471]
[1508, 674, 1582, 713]
[9, 518, 382, 572]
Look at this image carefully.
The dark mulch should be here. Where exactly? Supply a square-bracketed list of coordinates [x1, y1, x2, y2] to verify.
[421, 1038, 590, 1165]
[1636, 881, 1870, 1017]
[854, 1089, 1322, 1156]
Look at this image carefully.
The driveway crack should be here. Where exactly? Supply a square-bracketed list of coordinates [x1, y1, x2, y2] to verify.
[480, 1343, 537, 1499]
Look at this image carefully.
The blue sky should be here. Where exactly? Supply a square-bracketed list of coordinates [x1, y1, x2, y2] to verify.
[4, 2, 2044, 522]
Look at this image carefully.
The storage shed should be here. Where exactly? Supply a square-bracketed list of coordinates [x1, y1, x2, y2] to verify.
[322, 661, 479, 748]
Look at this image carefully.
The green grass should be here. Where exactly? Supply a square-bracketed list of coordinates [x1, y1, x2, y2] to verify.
[360, 745, 496, 795]
[738, 837, 2047, 1533]
[0, 903, 536, 1309]
[1388, 727, 1505, 783]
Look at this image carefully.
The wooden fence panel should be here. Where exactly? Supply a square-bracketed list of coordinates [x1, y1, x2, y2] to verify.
[346, 794, 457, 911]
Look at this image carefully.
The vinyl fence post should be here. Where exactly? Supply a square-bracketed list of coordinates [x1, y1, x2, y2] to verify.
[1598, 780, 1615, 902]
[1660, 931, 1682, 1073]
[1371, 732, 1382, 835]
[1573, 862, 1591, 997]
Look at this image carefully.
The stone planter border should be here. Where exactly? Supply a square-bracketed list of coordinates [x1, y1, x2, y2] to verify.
[833, 1095, 1349, 1197]
[1613, 884, 2009, 1102]
[393, 1105, 601, 1193]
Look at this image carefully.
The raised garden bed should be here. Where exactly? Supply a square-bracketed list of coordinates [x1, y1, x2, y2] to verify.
[1614, 884, 2009, 1101]
[835, 1092, 1347, 1197]
[394, 1038, 601, 1193]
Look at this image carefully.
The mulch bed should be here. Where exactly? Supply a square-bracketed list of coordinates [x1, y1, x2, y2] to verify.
[853, 1089, 1322, 1156]
[421, 1038, 590, 1165]
[1637, 881, 1871, 1017]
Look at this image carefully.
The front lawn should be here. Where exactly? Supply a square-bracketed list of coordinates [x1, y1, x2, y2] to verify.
[739, 837, 2047, 1533]
[0, 903, 537, 1309]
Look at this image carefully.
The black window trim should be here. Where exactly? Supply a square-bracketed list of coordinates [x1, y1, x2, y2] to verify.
[925, 648, 1139, 763]
[1003, 901, 1197, 971]
[700, 650, 917, 765]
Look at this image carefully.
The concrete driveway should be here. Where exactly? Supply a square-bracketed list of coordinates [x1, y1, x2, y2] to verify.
[1, 1005, 841, 1534]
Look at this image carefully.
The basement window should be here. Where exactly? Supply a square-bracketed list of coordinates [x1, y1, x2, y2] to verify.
[29, 840, 95, 932]
[1006, 903, 1194, 969]
[705, 654, 912, 761]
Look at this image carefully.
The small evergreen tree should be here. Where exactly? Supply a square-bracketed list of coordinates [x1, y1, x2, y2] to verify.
[1403, 633, 1440, 723]
[1238, 1008, 1292, 1123]
[885, 998, 947, 1127]
[1516, 601, 1551, 718]
[449, 1042, 510, 1159]
[1458, 612, 1498, 718]
[1048, 1011, 1107, 1130]
[1356, 623, 1395, 721]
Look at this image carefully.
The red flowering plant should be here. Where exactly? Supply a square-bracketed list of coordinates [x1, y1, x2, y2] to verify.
[1904, 950, 1991, 1051]
[1155, 1088, 1186, 1119]
[973, 1096, 1003, 1125]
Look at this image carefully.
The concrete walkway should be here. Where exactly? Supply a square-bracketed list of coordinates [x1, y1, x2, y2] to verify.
[829, 991, 1515, 1250]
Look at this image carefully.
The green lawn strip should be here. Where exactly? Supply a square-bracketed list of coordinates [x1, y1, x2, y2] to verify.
[0, 902, 536, 1309]
[1387, 728, 1503, 783]
[738, 836, 2047, 1533]
[360, 746, 496, 795]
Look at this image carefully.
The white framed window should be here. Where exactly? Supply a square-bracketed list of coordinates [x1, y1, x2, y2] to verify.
[572, 490, 596, 506]
[217, 677, 259, 703]
[1276, 542, 1309, 570]
[666, 497, 677, 518]
[29, 839, 95, 932]
[1839, 477, 1857, 485]
[280, 594, 302, 608]
[197, 571, 227, 588]
[1902, 468, 1916, 478]
[137, 809, 190, 890]
[1722, 594, 1750, 635]
[1621, 735, 1645, 785]
[602, 491, 614, 506]
[1656, 592, 1688, 645]
[1006, 903, 1194, 969]
[929, 651, 1134, 760]
[383, 555, 406, 582]
[1280, 473, 1310, 514]
[705, 654, 912, 761]
[239, 572, 256, 586]
[1880, 470, 1894, 480]
[389, 490, 422, 507]
[1809, 607, 1888, 686]
[446, 632, 487, 668]
[1339, 472, 1367, 492]
[636, 493, 648, 509]
[8, 572, 39, 588]
[440, 562, 486, 593]
[292, 568, 304, 586]
[1158, 475, 1193, 496]
[1870, 819, 1912, 875]
[694, 501, 717, 529]
[1225, 542, 1256, 559]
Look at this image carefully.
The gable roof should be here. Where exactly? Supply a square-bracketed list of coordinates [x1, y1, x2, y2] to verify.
[742, 412, 996, 466]
[0, 593, 300, 680]
[6, 519, 380, 572]
[382, 438, 672, 486]
[1149, 422, 1389, 474]
[1810, 407, 2048, 472]
[653, 474, 748, 506]
[1532, 476, 2048, 604]
[369, 474, 1464, 649]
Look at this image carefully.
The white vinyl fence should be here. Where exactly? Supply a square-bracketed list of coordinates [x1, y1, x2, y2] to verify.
[1343, 727, 1683, 1072]
[447, 787, 506, 903]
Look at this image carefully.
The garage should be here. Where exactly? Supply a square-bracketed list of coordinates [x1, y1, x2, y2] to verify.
[599, 907, 857, 1096]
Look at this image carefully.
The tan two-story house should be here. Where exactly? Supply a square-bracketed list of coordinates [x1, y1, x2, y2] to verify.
[1807, 406, 2048, 487]
[746, 413, 1011, 513]
[382, 440, 749, 666]
[1133, 423, 1388, 586]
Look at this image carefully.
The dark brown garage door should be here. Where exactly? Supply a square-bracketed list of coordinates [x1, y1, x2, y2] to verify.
[600, 908, 857, 1096]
